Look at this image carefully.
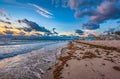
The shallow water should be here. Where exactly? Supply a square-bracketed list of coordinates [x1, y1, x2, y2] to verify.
[0, 40, 68, 60]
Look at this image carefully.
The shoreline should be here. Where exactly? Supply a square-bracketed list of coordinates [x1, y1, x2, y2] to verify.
[0, 41, 64, 60]
[0, 41, 68, 79]
[0, 40, 120, 79]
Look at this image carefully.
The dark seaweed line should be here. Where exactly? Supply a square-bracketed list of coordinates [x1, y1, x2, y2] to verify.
[75, 41, 120, 53]
[53, 42, 75, 79]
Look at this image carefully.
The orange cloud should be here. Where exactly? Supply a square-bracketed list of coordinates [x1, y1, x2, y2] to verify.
[0, 26, 45, 36]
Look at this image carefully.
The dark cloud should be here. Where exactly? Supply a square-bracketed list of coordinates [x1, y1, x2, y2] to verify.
[52, 28, 58, 35]
[75, 29, 84, 35]
[82, 23, 100, 30]
[90, 0, 120, 23]
[5, 30, 13, 35]
[19, 19, 51, 33]
[69, 0, 120, 30]
[75, 9, 95, 18]
[69, 0, 102, 9]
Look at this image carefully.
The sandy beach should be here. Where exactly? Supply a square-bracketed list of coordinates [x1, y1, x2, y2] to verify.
[0, 40, 120, 79]
[53, 40, 120, 79]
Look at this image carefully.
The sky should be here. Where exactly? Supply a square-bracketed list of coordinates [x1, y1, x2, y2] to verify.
[0, 0, 120, 34]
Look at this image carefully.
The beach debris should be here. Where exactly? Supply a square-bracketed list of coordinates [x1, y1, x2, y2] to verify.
[82, 51, 97, 59]
[47, 67, 52, 71]
[65, 63, 69, 67]
[95, 49, 101, 55]
[104, 58, 114, 63]
[67, 42, 74, 49]
[113, 66, 120, 71]
[106, 51, 111, 55]
[102, 63, 106, 66]
[53, 48, 75, 79]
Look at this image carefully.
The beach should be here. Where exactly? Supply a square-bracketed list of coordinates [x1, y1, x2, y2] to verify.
[0, 40, 120, 79]
[53, 40, 120, 79]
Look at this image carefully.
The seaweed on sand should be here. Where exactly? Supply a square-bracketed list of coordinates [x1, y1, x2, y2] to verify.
[53, 42, 76, 79]
[113, 66, 120, 71]
[82, 51, 97, 59]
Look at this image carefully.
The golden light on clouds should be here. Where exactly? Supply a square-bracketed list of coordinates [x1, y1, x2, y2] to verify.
[25, 30, 45, 36]
[0, 25, 45, 36]
[0, 21, 48, 36]
[59, 32, 74, 36]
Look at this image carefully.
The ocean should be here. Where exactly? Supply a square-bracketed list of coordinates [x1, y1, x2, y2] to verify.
[0, 40, 68, 60]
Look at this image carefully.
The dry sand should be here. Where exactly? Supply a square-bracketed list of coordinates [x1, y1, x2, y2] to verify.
[53, 40, 120, 79]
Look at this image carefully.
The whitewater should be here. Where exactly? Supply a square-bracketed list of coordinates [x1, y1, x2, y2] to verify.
[0, 41, 68, 79]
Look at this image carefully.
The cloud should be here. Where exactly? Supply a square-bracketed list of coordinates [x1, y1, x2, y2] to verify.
[28, 3, 53, 18]
[75, 29, 84, 35]
[75, 9, 94, 18]
[69, 0, 120, 30]
[0, 20, 48, 36]
[52, 28, 58, 34]
[30, 4, 53, 15]
[84, 30, 100, 37]
[59, 32, 74, 36]
[0, 26, 26, 36]
[0, 12, 52, 36]
[19, 19, 51, 33]
[69, 0, 102, 9]
[36, 10, 52, 18]
[82, 23, 100, 30]
[0, 26, 46, 36]
[90, 1, 120, 23]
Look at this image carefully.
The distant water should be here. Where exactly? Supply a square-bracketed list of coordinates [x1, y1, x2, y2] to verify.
[0, 40, 67, 60]
[0, 40, 68, 46]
